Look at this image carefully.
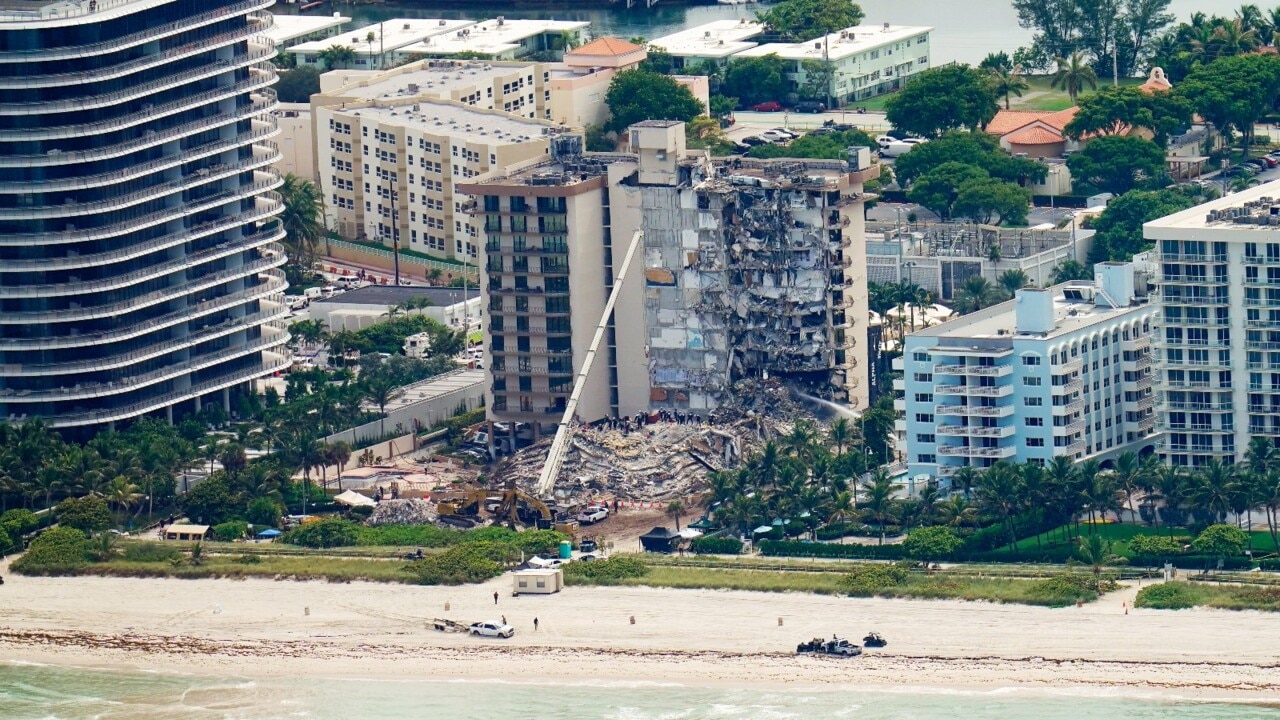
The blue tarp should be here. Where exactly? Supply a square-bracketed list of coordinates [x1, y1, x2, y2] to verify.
[256, 528, 283, 538]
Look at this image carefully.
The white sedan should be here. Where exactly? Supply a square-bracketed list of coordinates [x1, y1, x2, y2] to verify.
[758, 130, 792, 143]
[470, 621, 516, 638]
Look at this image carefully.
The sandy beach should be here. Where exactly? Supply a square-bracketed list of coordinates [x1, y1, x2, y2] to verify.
[2, 558, 1278, 700]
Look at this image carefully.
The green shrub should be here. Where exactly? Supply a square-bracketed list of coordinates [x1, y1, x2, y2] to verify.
[1, 509, 40, 538]
[0, 526, 11, 554]
[1032, 574, 1118, 602]
[1126, 534, 1186, 558]
[760, 539, 905, 560]
[213, 521, 249, 542]
[839, 563, 910, 595]
[562, 556, 649, 582]
[122, 543, 181, 563]
[814, 522, 862, 540]
[236, 554, 263, 565]
[11, 526, 89, 573]
[510, 529, 568, 556]
[56, 496, 112, 534]
[901, 526, 964, 561]
[245, 497, 283, 528]
[404, 541, 518, 585]
[1134, 582, 1203, 610]
[283, 519, 360, 548]
[690, 536, 743, 555]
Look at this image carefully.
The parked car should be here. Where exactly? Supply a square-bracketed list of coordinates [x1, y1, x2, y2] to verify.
[769, 127, 798, 139]
[732, 141, 752, 153]
[1261, 156, 1278, 168]
[807, 127, 834, 136]
[751, 101, 784, 112]
[470, 621, 516, 638]
[740, 135, 768, 146]
[795, 100, 826, 113]
[758, 130, 792, 143]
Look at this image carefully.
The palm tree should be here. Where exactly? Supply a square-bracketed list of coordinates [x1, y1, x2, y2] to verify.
[976, 463, 1022, 553]
[1262, 467, 1280, 553]
[363, 374, 403, 439]
[827, 490, 856, 525]
[277, 174, 325, 271]
[1050, 51, 1098, 103]
[1238, 4, 1267, 35]
[329, 440, 352, 491]
[317, 44, 357, 71]
[1148, 464, 1189, 534]
[939, 494, 977, 528]
[829, 418, 853, 456]
[1187, 459, 1235, 524]
[954, 275, 1002, 315]
[365, 30, 377, 68]
[985, 66, 1031, 109]
[105, 476, 142, 515]
[1202, 18, 1262, 58]
[1111, 451, 1148, 522]
[917, 481, 941, 526]
[860, 468, 899, 545]
[951, 465, 980, 498]
[1075, 533, 1114, 578]
[996, 269, 1030, 299]
[666, 500, 685, 531]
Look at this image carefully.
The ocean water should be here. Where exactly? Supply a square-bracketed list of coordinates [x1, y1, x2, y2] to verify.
[3, 663, 1280, 720]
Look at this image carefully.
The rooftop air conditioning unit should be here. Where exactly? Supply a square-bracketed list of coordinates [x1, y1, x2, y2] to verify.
[408, 83, 419, 93]
[814, 42, 822, 49]
[883, 22, 891, 31]
[718, 39, 724, 45]
[497, 15, 505, 25]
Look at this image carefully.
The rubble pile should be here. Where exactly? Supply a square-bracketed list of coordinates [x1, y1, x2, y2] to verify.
[366, 499, 438, 526]
[708, 378, 811, 425]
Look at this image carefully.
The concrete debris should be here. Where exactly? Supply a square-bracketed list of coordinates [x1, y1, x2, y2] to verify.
[366, 498, 438, 526]
[491, 379, 826, 504]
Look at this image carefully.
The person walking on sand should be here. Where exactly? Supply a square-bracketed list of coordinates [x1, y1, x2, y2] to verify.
[534, 617, 539, 631]
[493, 591, 499, 605]
[501, 615, 507, 625]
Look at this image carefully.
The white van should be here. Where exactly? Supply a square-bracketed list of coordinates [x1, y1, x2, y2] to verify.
[336, 276, 366, 289]
[878, 136, 926, 158]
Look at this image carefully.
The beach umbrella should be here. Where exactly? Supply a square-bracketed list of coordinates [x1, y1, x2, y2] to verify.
[753, 525, 774, 535]
[256, 528, 283, 538]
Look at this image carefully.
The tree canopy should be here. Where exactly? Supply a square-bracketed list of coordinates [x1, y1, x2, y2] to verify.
[1063, 85, 1191, 146]
[1011, 0, 1176, 76]
[275, 66, 321, 104]
[893, 131, 1048, 186]
[885, 65, 999, 138]
[1088, 188, 1197, 262]
[907, 162, 991, 220]
[1176, 53, 1280, 154]
[1065, 135, 1168, 195]
[953, 178, 1032, 226]
[605, 68, 704, 133]
[722, 54, 789, 108]
[758, 0, 864, 42]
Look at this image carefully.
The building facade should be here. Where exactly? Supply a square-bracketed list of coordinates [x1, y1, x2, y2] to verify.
[899, 264, 1157, 481]
[733, 23, 932, 103]
[1144, 184, 1280, 466]
[314, 98, 558, 262]
[0, 0, 288, 431]
[461, 125, 876, 441]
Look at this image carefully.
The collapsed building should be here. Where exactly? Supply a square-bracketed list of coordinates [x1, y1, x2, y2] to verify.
[459, 121, 877, 476]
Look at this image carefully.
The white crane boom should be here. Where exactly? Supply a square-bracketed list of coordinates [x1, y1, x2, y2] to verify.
[535, 229, 645, 497]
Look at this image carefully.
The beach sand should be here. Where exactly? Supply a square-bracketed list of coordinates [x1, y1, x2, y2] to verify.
[2, 558, 1278, 698]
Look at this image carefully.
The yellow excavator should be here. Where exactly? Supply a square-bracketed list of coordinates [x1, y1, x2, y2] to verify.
[493, 478, 579, 540]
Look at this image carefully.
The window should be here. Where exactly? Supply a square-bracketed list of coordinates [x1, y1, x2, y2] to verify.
[1025, 397, 1043, 406]
[914, 373, 933, 382]
[914, 393, 933, 402]
[1023, 377, 1042, 386]
[913, 352, 928, 361]
[1026, 438, 1045, 447]
[1025, 417, 1044, 426]
[918, 454, 936, 464]
[1022, 355, 1041, 366]
[916, 433, 936, 444]
[915, 413, 933, 423]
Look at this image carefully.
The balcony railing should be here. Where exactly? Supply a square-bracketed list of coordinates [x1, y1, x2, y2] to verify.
[936, 425, 1015, 438]
[0, 22, 270, 89]
[35, 353, 291, 430]
[1053, 419, 1085, 435]
[3, 252, 285, 323]
[1159, 253, 1228, 262]
[0, 91, 276, 168]
[932, 364, 1012, 377]
[1158, 400, 1232, 411]
[0, 304, 285, 376]
[0, 0, 273, 61]
[934, 404, 1014, 417]
[0, 41, 275, 114]
[937, 445, 1016, 458]
[1051, 378, 1085, 394]
[0, 270, 285, 350]
[1161, 295, 1229, 306]
[0, 327, 285, 402]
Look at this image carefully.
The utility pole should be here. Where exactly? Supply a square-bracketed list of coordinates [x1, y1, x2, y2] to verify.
[1112, 43, 1118, 87]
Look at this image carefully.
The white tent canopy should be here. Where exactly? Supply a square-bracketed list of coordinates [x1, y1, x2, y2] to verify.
[334, 490, 376, 508]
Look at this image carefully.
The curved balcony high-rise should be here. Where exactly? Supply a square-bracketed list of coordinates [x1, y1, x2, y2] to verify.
[0, 0, 289, 432]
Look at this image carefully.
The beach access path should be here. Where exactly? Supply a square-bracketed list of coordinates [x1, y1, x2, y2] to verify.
[1, 558, 1277, 699]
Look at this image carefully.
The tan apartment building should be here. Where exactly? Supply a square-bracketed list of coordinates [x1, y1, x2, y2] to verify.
[460, 123, 876, 444]
[314, 98, 560, 263]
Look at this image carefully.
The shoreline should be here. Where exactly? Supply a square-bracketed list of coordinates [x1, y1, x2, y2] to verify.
[3, 568, 1280, 701]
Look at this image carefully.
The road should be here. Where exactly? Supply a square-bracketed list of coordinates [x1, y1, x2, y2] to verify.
[728, 109, 892, 137]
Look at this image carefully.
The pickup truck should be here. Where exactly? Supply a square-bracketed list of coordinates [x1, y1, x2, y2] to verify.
[576, 505, 609, 524]
[470, 621, 516, 638]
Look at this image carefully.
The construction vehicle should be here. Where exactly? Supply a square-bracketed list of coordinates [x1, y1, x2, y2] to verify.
[435, 486, 493, 526]
[493, 478, 579, 539]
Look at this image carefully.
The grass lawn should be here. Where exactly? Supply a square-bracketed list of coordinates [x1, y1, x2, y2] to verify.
[1009, 76, 1145, 112]
[1135, 581, 1280, 611]
[64, 554, 414, 583]
[569, 565, 1112, 607]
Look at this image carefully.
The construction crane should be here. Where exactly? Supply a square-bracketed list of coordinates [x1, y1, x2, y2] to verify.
[535, 229, 646, 498]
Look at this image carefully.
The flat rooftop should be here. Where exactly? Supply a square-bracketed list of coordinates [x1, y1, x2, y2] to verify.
[325, 60, 532, 102]
[649, 19, 765, 58]
[290, 18, 472, 55]
[266, 13, 350, 45]
[315, 285, 478, 307]
[0, 0, 165, 23]
[735, 23, 932, 62]
[913, 282, 1147, 342]
[332, 101, 556, 144]
[1144, 179, 1280, 233]
[380, 368, 485, 413]
[399, 18, 588, 57]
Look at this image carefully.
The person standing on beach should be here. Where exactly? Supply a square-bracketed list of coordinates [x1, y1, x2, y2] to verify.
[534, 617, 539, 631]
[493, 591, 499, 605]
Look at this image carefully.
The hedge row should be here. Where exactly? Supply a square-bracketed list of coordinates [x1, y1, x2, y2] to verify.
[759, 540, 906, 560]
[689, 536, 743, 555]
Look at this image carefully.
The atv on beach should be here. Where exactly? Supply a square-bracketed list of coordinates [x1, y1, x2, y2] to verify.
[796, 637, 862, 656]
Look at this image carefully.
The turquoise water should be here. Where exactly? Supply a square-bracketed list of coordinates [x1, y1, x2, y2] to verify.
[4, 663, 1280, 720]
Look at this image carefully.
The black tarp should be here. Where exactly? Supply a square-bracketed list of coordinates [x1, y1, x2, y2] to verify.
[639, 526, 678, 553]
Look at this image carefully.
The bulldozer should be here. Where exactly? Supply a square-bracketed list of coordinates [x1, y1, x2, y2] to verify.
[493, 478, 578, 540]
[435, 485, 497, 527]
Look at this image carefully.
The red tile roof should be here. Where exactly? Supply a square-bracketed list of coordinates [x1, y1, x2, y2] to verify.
[1004, 125, 1066, 146]
[569, 37, 644, 57]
